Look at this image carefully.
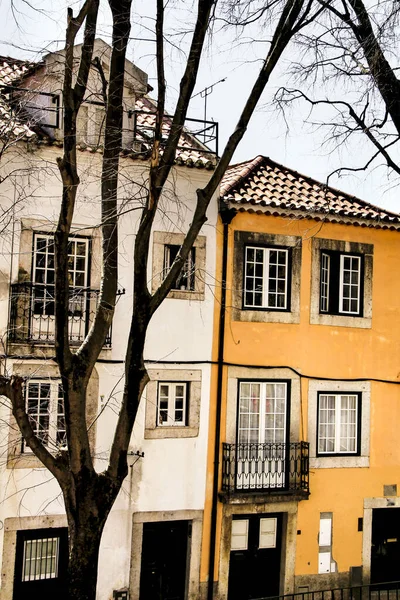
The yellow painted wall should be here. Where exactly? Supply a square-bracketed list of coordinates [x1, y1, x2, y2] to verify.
[201, 210, 400, 589]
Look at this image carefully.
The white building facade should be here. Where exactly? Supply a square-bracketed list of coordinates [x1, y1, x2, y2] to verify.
[0, 40, 218, 600]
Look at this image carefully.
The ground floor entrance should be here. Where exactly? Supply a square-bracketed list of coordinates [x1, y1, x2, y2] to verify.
[228, 513, 283, 600]
[13, 527, 68, 600]
[371, 507, 400, 585]
[139, 519, 189, 600]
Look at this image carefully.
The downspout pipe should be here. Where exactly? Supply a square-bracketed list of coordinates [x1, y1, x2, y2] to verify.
[207, 204, 236, 600]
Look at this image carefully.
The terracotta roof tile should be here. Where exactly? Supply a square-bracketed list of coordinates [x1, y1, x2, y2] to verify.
[221, 155, 400, 229]
[0, 56, 38, 139]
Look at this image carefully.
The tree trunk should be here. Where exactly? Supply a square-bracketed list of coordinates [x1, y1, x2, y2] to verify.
[64, 475, 119, 600]
[67, 523, 103, 600]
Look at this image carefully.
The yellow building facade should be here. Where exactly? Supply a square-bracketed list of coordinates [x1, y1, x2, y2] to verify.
[201, 156, 400, 600]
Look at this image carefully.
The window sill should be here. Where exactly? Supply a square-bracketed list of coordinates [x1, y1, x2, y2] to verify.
[310, 456, 369, 469]
[167, 289, 204, 301]
[144, 426, 199, 439]
[232, 308, 300, 324]
[310, 313, 371, 329]
[7, 452, 48, 470]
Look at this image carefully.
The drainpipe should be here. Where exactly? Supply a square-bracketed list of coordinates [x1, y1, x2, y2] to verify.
[207, 204, 236, 600]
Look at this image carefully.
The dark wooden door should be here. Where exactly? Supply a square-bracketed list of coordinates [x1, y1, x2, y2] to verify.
[139, 520, 189, 600]
[13, 527, 68, 600]
[371, 508, 400, 586]
[228, 514, 282, 600]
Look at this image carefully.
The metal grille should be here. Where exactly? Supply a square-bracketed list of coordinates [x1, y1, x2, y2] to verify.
[253, 580, 400, 600]
[22, 537, 59, 581]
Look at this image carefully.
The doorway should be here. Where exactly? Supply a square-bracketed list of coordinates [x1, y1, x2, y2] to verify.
[371, 508, 400, 585]
[228, 513, 283, 600]
[139, 520, 189, 600]
[13, 527, 68, 600]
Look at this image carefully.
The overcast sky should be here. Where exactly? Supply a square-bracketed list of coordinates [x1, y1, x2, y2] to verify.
[0, 0, 399, 212]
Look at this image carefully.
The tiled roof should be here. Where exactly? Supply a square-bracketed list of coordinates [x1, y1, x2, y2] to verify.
[0, 57, 39, 139]
[0, 56, 216, 168]
[221, 155, 400, 228]
[129, 96, 215, 169]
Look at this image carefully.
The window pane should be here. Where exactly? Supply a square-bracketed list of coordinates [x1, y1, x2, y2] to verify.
[22, 537, 59, 581]
[340, 255, 361, 315]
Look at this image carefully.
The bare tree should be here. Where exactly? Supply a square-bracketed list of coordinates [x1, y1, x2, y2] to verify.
[275, 0, 400, 182]
[0, 0, 321, 597]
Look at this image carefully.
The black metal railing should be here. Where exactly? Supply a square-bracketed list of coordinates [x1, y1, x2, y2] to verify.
[9, 282, 111, 347]
[254, 580, 400, 600]
[222, 442, 309, 495]
[1, 86, 219, 156]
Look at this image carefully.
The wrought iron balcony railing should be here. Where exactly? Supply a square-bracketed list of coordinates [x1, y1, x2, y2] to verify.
[222, 442, 309, 495]
[253, 579, 400, 600]
[9, 282, 111, 347]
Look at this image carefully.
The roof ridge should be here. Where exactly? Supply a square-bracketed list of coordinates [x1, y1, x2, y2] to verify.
[220, 154, 265, 196]
[221, 154, 400, 221]
[260, 156, 400, 219]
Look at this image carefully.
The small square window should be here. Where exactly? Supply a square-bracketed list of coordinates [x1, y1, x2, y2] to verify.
[243, 246, 290, 311]
[163, 245, 196, 292]
[317, 392, 361, 456]
[157, 382, 188, 426]
[319, 251, 363, 316]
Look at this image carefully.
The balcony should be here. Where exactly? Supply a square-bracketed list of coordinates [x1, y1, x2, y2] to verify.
[221, 442, 309, 501]
[8, 282, 111, 347]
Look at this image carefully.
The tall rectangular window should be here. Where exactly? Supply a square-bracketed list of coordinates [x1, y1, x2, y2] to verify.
[25, 380, 66, 453]
[163, 245, 196, 291]
[157, 382, 188, 426]
[319, 251, 363, 316]
[244, 246, 289, 310]
[317, 393, 360, 455]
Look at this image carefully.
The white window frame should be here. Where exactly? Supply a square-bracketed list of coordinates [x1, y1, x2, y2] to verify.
[33, 234, 89, 290]
[157, 382, 188, 427]
[24, 380, 66, 453]
[244, 246, 289, 310]
[320, 252, 330, 313]
[339, 254, 361, 315]
[317, 393, 359, 455]
[238, 381, 287, 444]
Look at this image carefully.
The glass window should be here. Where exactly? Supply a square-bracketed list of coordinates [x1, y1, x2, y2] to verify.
[157, 382, 188, 426]
[318, 393, 359, 454]
[25, 380, 66, 453]
[319, 251, 362, 316]
[244, 246, 289, 310]
[22, 537, 59, 581]
[163, 245, 196, 291]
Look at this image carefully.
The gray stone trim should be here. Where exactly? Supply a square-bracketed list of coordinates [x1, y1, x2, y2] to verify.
[232, 230, 302, 324]
[226, 367, 301, 445]
[151, 231, 206, 300]
[308, 380, 370, 469]
[144, 369, 201, 439]
[129, 510, 203, 600]
[310, 237, 373, 329]
[7, 362, 98, 469]
[1, 515, 67, 600]
[217, 502, 299, 600]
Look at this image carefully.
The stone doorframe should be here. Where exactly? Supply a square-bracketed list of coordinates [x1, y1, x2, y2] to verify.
[362, 496, 400, 583]
[129, 509, 203, 600]
[217, 500, 299, 600]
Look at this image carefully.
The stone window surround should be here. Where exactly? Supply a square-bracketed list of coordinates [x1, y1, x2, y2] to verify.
[151, 231, 206, 301]
[129, 510, 203, 600]
[310, 237, 373, 329]
[232, 230, 302, 324]
[308, 380, 370, 469]
[226, 366, 301, 444]
[17, 218, 101, 289]
[7, 362, 98, 469]
[144, 369, 201, 439]
[217, 502, 299, 599]
[1, 515, 68, 600]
